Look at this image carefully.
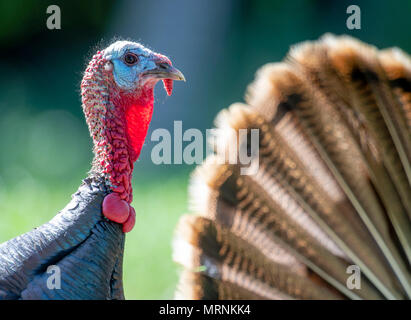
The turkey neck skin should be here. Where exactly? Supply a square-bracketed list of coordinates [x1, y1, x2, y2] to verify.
[81, 51, 154, 203]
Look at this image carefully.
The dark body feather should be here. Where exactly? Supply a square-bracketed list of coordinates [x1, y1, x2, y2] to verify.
[0, 177, 125, 300]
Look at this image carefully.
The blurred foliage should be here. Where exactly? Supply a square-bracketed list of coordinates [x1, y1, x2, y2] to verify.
[0, 0, 114, 49]
[1, 0, 411, 299]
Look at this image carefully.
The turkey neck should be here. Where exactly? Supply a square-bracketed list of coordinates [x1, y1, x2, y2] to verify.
[81, 51, 154, 203]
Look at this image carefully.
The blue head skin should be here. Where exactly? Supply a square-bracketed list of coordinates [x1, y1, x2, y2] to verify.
[102, 41, 185, 93]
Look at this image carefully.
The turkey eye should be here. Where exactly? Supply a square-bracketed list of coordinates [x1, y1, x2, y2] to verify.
[124, 53, 138, 65]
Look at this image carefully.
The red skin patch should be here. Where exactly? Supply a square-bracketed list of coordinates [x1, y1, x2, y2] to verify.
[122, 206, 136, 233]
[102, 193, 130, 224]
[82, 51, 175, 233]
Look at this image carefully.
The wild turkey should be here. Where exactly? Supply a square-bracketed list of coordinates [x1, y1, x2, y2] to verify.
[173, 34, 411, 300]
[0, 40, 184, 299]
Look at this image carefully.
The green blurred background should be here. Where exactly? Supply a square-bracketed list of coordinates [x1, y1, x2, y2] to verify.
[0, 0, 410, 299]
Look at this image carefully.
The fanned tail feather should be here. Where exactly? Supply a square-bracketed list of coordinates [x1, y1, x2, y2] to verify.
[173, 35, 411, 300]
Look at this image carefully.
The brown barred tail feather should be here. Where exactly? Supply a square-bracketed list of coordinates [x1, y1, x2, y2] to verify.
[173, 34, 411, 300]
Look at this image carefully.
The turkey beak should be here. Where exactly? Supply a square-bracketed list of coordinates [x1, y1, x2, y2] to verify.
[143, 62, 186, 82]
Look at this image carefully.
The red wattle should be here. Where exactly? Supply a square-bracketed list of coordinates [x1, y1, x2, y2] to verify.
[102, 193, 130, 223]
[122, 206, 136, 233]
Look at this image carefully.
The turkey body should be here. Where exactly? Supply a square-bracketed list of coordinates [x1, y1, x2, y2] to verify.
[173, 34, 411, 300]
[0, 177, 125, 300]
[0, 40, 184, 300]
